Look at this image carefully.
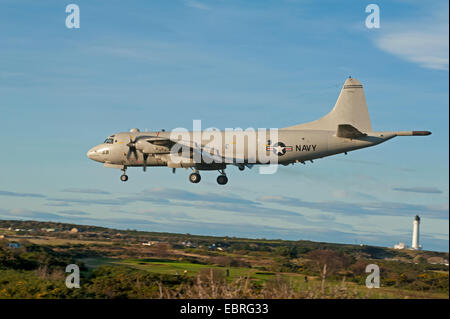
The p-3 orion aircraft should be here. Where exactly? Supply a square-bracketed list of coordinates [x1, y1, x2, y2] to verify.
[87, 77, 431, 185]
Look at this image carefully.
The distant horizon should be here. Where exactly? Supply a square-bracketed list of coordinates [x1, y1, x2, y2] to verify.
[1, 217, 447, 254]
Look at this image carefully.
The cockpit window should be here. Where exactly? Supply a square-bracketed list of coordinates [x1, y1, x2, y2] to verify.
[104, 138, 114, 144]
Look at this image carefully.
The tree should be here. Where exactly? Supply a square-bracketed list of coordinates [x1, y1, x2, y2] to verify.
[306, 250, 351, 276]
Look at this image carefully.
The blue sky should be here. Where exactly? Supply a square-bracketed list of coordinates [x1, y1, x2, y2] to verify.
[0, 0, 448, 251]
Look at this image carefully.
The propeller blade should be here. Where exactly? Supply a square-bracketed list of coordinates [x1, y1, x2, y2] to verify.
[172, 168, 176, 174]
[128, 148, 137, 159]
[126, 135, 140, 160]
[143, 154, 148, 172]
[126, 136, 136, 160]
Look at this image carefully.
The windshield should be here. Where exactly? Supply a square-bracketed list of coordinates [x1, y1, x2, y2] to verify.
[103, 137, 114, 144]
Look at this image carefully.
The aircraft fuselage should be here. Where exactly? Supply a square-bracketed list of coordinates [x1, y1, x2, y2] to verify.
[87, 129, 395, 167]
[87, 77, 430, 184]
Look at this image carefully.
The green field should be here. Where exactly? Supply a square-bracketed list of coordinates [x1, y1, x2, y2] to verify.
[79, 257, 449, 299]
[81, 257, 280, 282]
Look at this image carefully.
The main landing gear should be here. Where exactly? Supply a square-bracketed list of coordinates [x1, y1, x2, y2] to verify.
[120, 168, 128, 182]
[188, 169, 228, 185]
[217, 174, 228, 185]
[189, 171, 201, 184]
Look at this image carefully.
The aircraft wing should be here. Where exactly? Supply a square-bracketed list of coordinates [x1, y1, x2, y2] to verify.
[140, 136, 176, 146]
[174, 138, 231, 163]
[137, 136, 230, 162]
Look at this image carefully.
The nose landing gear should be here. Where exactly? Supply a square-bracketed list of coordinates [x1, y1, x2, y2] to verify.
[120, 168, 128, 182]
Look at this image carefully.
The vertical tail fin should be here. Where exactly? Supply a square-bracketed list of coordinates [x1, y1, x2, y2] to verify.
[285, 77, 373, 132]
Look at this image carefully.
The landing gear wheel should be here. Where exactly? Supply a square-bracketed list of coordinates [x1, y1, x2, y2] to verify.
[189, 173, 201, 183]
[217, 175, 228, 185]
[238, 165, 245, 171]
[120, 174, 128, 182]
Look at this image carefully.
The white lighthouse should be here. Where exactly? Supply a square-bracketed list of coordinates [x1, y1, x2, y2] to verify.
[411, 215, 421, 250]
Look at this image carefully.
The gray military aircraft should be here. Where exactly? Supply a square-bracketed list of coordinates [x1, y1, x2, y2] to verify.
[87, 77, 431, 185]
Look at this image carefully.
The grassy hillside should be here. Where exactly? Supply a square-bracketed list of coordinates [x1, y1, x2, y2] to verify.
[0, 219, 448, 299]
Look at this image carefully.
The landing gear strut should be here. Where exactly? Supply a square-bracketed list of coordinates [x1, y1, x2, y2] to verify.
[120, 168, 128, 182]
[217, 169, 228, 185]
[189, 170, 201, 183]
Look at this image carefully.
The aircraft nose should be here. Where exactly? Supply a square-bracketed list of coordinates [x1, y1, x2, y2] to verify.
[87, 147, 97, 160]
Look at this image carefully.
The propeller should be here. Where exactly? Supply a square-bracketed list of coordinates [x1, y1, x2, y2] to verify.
[126, 136, 138, 160]
[143, 153, 148, 172]
[126, 136, 152, 172]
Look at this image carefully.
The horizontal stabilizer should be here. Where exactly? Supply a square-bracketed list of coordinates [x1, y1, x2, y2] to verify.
[337, 124, 367, 139]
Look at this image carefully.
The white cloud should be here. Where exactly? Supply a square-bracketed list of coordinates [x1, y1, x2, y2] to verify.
[393, 186, 443, 194]
[331, 189, 348, 199]
[374, 6, 449, 71]
[185, 0, 210, 10]
[376, 32, 448, 70]
[62, 188, 111, 195]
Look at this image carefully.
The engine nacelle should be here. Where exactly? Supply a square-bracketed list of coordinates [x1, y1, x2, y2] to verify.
[136, 140, 169, 154]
